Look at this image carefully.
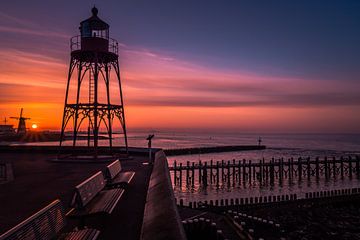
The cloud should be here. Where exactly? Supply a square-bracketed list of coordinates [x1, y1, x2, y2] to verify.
[0, 29, 359, 113]
[117, 47, 360, 108]
[0, 11, 70, 38]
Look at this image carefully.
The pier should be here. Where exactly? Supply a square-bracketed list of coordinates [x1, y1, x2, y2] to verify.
[170, 156, 360, 188]
[164, 145, 266, 156]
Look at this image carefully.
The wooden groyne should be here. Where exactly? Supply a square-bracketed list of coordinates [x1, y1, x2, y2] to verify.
[170, 156, 360, 188]
[164, 145, 266, 156]
[176, 187, 360, 209]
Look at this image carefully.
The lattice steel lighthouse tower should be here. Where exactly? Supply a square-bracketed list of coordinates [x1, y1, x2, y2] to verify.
[59, 7, 128, 157]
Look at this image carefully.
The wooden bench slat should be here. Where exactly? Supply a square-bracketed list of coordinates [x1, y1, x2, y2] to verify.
[70, 170, 125, 218]
[0, 200, 99, 240]
[75, 172, 106, 208]
[85, 188, 124, 215]
[0, 200, 66, 240]
[105, 160, 135, 187]
[61, 229, 100, 240]
[107, 160, 122, 179]
[108, 171, 135, 188]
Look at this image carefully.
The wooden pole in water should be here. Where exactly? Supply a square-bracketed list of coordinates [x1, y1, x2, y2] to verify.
[307, 157, 311, 180]
[198, 160, 202, 185]
[356, 156, 360, 178]
[179, 163, 182, 187]
[242, 159, 246, 183]
[227, 160, 231, 188]
[174, 160, 177, 186]
[248, 160, 252, 184]
[298, 157, 302, 181]
[324, 157, 328, 180]
[221, 160, 225, 181]
[270, 159, 274, 185]
[238, 160, 241, 185]
[192, 162, 195, 187]
[259, 159, 263, 183]
[232, 159, 236, 187]
[203, 162, 208, 187]
[186, 161, 190, 186]
[210, 160, 213, 184]
[340, 156, 344, 179]
[288, 158, 292, 182]
[279, 158, 283, 182]
[290, 157, 294, 179]
[216, 161, 219, 187]
[332, 157, 336, 178]
[348, 156, 353, 179]
[315, 157, 319, 179]
[265, 159, 269, 183]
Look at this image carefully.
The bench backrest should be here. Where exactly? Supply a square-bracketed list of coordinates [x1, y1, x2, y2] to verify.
[106, 160, 122, 180]
[0, 199, 66, 240]
[75, 171, 106, 208]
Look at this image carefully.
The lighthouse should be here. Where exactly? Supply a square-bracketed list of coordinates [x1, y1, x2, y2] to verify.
[59, 7, 128, 158]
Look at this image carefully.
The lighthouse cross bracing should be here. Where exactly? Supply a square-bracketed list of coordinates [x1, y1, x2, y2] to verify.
[59, 7, 128, 157]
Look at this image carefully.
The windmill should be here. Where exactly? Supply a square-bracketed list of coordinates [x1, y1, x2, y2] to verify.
[10, 108, 30, 134]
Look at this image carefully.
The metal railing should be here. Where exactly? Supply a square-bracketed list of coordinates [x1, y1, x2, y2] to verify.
[70, 35, 118, 54]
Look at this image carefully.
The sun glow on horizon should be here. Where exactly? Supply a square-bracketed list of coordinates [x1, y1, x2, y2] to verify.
[31, 123, 38, 129]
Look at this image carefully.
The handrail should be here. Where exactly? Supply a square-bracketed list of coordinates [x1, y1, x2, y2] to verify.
[70, 35, 118, 54]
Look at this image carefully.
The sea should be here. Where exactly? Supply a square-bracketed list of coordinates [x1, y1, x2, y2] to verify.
[18, 131, 360, 203]
[127, 131, 360, 204]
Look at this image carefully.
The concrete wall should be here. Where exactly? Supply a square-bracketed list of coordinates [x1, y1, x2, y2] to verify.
[141, 150, 186, 240]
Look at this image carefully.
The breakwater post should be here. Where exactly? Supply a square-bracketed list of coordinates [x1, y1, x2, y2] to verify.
[171, 156, 359, 188]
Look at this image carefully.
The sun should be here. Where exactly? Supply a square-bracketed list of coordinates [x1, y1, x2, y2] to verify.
[31, 124, 38, 129]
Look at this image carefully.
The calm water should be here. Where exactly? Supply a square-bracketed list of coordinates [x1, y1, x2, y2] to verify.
[159, 132, 360, 204]
[18, 131, 360, 203]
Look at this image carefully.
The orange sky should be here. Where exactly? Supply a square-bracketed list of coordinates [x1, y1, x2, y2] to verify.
[0, 46, 359, 133]
[0, 9, 360, 133]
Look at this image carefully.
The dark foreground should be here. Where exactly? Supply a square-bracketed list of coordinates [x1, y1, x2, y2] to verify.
[0, 147, 185, 240]
[2, 146, 360, 240]
[0, 152, 150, 239]
[178, 195, 360, 240]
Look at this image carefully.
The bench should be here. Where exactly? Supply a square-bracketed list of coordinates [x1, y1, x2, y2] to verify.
[69, 171, 124, 217]
[0, 199, 100, 240]
[104, 160, 135, 188]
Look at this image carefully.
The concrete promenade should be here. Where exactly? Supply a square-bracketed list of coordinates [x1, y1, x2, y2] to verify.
[0, 147, 183, 239]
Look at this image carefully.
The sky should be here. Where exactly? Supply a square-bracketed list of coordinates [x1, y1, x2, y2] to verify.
[0, 1, 360, 133]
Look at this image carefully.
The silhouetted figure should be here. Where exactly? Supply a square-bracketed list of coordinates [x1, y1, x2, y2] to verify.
[258, 137, 262, 146]
[147, 134, 155, 162]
